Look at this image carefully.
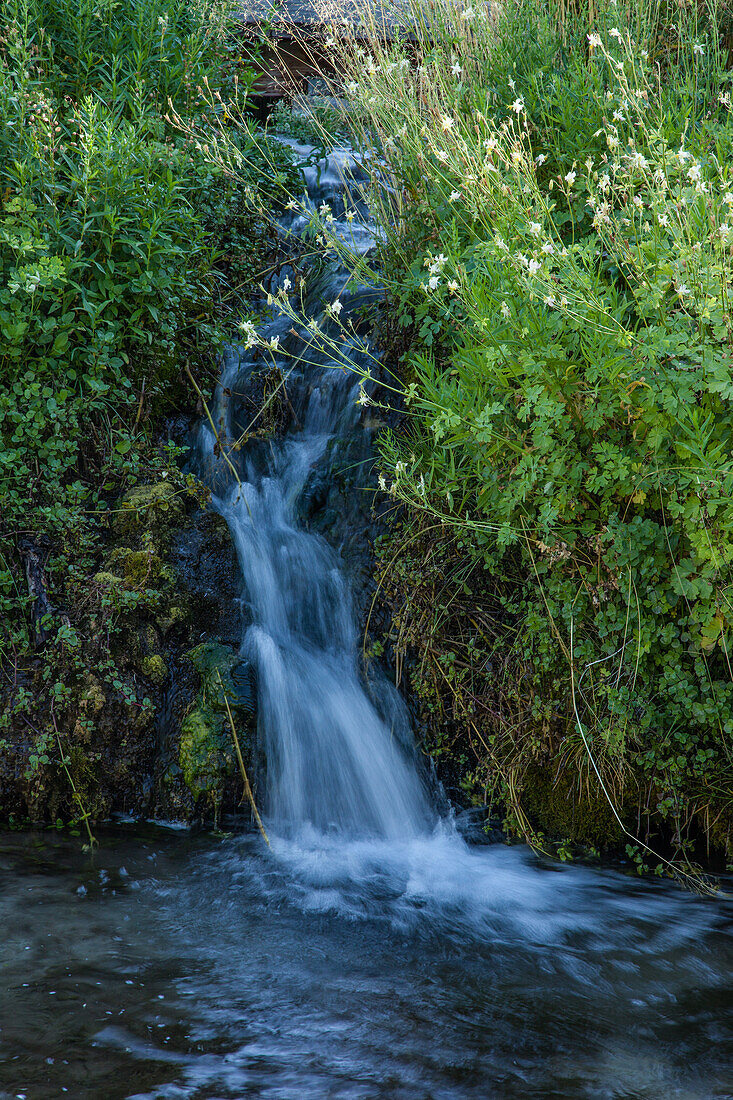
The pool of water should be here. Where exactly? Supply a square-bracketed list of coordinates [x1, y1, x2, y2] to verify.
[1, 824, 732, 1100]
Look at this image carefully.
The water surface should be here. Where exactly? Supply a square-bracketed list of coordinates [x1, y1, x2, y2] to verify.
[1, 825, 732, 1100]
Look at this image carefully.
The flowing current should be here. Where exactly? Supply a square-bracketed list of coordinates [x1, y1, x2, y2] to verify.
[197, 142, 432, 842]
[1, 142, 732, 1100]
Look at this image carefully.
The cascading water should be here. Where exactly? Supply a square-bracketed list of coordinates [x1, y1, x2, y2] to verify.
[195, 139, 433, 841]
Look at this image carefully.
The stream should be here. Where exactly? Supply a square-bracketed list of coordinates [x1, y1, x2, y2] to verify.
[1, 141, 732, 1100]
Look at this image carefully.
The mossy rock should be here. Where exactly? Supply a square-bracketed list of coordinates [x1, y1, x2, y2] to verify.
[113, 481, 185, 542]
[156, 604, 189, 635]
[107, 547, 174, 590]
[520, 764, 623, 847]
[141, 654, 168, 685]
[80, 673, 106, 716]
[93, 570, 123, 589]
[186, 641, 256, 716]
[179, 705, 232, 800]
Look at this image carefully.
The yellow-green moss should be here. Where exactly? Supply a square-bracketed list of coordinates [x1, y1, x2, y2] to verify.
[113, 481, 185, 541]
[157, 604, 189, 634]
[179, 705, 232, 800]
[141, 654, 168, 684]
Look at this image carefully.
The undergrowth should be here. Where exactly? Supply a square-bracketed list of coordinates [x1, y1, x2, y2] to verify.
[228, 0, 733, 872]
[0, 0, 297, 827]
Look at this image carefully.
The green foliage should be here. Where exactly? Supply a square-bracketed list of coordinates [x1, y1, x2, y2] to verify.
[0, 0, 294, 823]
[315, 0, 733, 859]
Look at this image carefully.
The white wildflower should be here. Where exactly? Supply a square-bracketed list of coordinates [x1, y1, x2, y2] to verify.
[511, 97, 525, 114]
[451, 62, 462, 76]
[330, 299, 343, 316]
[528, 259, 541, 275]
[719, 223, 731, 240]
[675, 283, 689, 297]
[529, 221, 542, 236]
[269, 336, 280, 350]
[378, 475, 387, 491]
[565, 169, 577, 185]
[687, 163, 702, 183]
[428, 276, 440, 290]
[441, 115, 455, 131]
[448, 279, 459, 292]
[657, 212, 669, 227]
[693, 43, 704, 57]
[587, 32, 602, 48]
[535, 153, 547, 166]
[449, 190, 462, 201]
[609, 27, 623, 40]
[544, 295, 556, 307]
[282, 276, 291, 291]
[541, 240, 555, 254]
[500, 301, 511, 318]
[357, 386, 370, 406]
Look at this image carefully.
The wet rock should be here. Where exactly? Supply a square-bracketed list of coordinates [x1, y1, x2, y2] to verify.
[141, 654, 168, 685]
[113, 481, 185, 543]
[179, 705, 232, 804]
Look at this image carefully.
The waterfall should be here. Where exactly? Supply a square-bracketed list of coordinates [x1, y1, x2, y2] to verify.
[195, 141, 432, 839]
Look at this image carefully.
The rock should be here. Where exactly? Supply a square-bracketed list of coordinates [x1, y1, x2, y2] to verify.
[186, 641, 256, 716]
[141, 654, 168, 685]
[113, 481, 185, 542]
[179, 705, 231, 802]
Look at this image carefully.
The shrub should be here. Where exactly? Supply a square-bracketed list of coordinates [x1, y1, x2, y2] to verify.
[288, 0, 733, 862]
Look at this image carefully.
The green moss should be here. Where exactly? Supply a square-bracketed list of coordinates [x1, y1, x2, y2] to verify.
[93, 570, 123, 588]
[157, 604, 189, 634]
[186, 640, 241, 712]
[113, 481, 185, 542]
[106, 547, 172, 589]
[179, 705, 232, 800]
[141, 654, 168, 684]
[520, 765, 623, 847]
